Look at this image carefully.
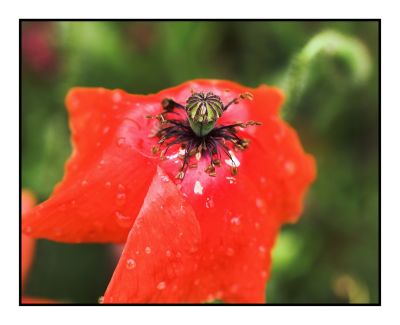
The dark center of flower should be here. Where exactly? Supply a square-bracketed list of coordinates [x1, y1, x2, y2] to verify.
[148, 90, 260, 180]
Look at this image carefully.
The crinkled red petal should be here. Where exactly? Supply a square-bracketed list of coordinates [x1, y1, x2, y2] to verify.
[104, 167, 201, 303]
[22, 89, 159, 243]
[21, 80, 315, 303]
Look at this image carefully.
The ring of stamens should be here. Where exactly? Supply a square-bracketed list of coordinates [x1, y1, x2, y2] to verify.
[148, 91, 261, 180]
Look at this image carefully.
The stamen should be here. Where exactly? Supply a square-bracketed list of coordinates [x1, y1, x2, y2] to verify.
[150, 91, 262, 180]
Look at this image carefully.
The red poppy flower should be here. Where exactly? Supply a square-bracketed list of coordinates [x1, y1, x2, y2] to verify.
[22, 80, 316, 303]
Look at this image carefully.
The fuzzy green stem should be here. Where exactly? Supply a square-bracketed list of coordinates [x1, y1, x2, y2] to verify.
[282, 30, 372, 117]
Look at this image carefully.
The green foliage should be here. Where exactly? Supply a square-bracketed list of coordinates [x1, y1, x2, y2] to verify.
[22, 21, 379, 304]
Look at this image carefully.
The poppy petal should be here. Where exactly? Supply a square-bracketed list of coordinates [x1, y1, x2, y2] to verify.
[103, 166, 201, 303]
[21, 296, 58, 304]
[22, 88, 159, 243]
[21, 190, 36, 288]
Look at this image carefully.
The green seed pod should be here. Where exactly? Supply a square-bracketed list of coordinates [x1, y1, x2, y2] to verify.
[186, 92, 224, 136]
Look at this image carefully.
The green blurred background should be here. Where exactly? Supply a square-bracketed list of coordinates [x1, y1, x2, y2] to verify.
[21, 21, 379, 304]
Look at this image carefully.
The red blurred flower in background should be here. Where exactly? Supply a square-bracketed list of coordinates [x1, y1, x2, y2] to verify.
[21, 22, 58, 75]
[21, 190, 55, 304]
[22, 80, 316, 303]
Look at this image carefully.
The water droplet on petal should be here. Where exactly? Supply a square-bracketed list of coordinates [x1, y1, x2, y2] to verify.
[194, 181, 203, 195]
[113, 91, 122, 103]
[103, 126, 110, 134]
[25, 226, 32, 234]
[259, 245, 266, 256]
[81, 180, 88, 186]
[105, 181, 112, 189]
[145, 246, 152, 254]
[205, 196, 214, 209]
[116, 193, 126, 207]
[230, 216, 241, 232]
[97, 159, 106, 169]
[126, 258, 136, 270]
[160, 175, 169, 183]
[261, 271, 267, 278]
[226, 176, 237, 185]
[156, 281, 166, 290]
[166, 250, 172, 257]
[98, 296, 104, 304]
[115, 211, 133, 228]
[117, 137, 126, 147]
[284, 160, 296, 175]
[226, 248, 235, 256]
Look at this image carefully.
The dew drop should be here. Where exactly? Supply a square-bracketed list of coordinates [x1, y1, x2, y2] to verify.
[226, 248, 235, 256]
[81, 180, 88, 186]
[166, 250, 172, 257]
[97, 159, 106, 169]
[194, 180, 203, 195]
[145, 246, 152, 254]
[230, 216, 241, 232]
[117, 137, 126, 147]
[261, 271, 267, 278]
[205, 196, 215, 209]
[126, 258, 136, 270]
[226, 176, 237, 185]
[255, 222, 261, 230]
[25, 226, 32, 234]
[230, 216, 241, 226]
[115, 211, 133, 228]
[102, 126, 110, 134]
[113, 91, 122, 103]
[284, 160, 296, 175]
[116, 192, 126, 207]
[160, 175, 169, 183]
[259, 245, 266, 255]
[256, 198, 264, 207]
[104, 181, 112, 189]
[156, 281, 166, 290]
